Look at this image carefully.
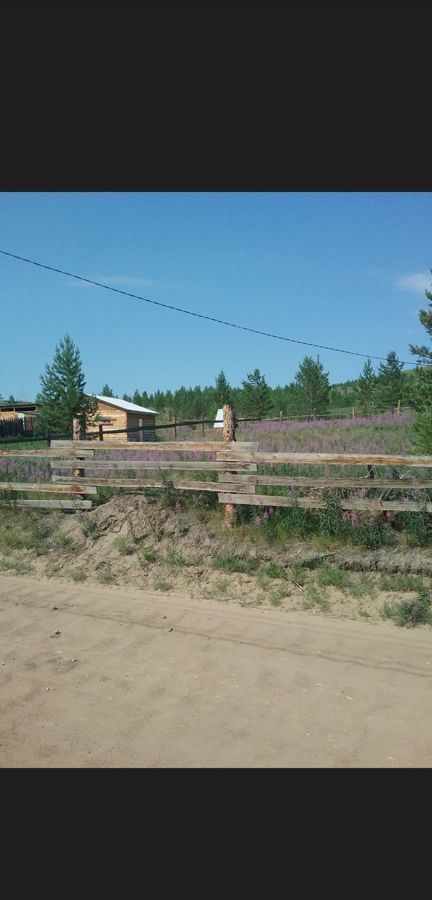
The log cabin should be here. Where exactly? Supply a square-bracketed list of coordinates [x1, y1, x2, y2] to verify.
[91, 395, 159, 441]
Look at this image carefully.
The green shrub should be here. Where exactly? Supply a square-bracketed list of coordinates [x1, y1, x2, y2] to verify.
[351, 521, 391, 550]
[382, 590, 432, 627]
[318, 492, 346, 539]
[137, 549, 157, 566]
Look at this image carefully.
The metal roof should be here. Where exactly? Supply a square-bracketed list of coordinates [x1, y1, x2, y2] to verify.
[94, 395, 160, 415]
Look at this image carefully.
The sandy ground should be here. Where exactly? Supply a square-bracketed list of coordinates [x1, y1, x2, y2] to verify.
[1, 574, 432, 768]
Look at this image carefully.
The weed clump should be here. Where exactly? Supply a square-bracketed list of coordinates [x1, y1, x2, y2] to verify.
[382, 590, 432, 627]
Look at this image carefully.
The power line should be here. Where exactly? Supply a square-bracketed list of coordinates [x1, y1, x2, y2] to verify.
[0, 247, 422, 367]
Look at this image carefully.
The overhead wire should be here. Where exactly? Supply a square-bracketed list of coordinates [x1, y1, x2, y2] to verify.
[0, 247, 425, 367]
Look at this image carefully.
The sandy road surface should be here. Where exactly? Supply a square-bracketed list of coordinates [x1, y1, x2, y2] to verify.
[1, 574, 431, 767]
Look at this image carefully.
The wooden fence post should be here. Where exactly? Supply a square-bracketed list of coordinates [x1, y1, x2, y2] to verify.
[98, 424, 104, 441]
[223, 404, 237, 527]
[174, 416, 177, 440]
[352, 408, 355, 419]
[138, 418, 144, 442]
[72, 418, 85, 489]
[396, 400, 401, 417]
[279, 410, 283, 422]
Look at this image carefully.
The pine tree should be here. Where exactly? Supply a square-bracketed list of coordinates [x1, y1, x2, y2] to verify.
[214, 370, 232, 406]
[36, 334, 97, 435]
[132, 389, 142, 406]
[294, 355, 330, 417]
[409, 270, 432, 450]
[376, 351, 404, 411]
[357, 359, 377, 417]
[241, 369, 272, 418]
[101, 384, 114, 397]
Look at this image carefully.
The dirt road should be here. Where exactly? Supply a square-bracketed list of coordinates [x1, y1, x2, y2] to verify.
[1, 574, 431, 767]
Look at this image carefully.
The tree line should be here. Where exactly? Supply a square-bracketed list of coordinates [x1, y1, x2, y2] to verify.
[101, 351, 414, 424]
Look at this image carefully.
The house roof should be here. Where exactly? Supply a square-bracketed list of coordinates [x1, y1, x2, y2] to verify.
[0, 401, 37, 410]
[94, 395, 160, 415]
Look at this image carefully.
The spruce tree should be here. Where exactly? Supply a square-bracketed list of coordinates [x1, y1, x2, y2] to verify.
[101, 384, 114, 397]
[357, 359, 377, 417]
[376, 351, 404, 411]
[241, 369, 272, 418]
[294, 355, 330, 417]
[36, 334, 97, 435]
[409, 270, 432, 450]
[214, 370, 232, 406]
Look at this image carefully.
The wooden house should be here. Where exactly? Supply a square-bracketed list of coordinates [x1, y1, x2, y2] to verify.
[91, 395, 159, 441]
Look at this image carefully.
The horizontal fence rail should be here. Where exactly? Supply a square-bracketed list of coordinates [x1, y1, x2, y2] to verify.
[1, 432, 432, 515]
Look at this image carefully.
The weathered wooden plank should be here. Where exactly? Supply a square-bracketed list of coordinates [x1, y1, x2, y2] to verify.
[216, 451, 432, 467]
[50, 460, 258, 472]
[218, 474, 432, 489]
[9, 499, 93, 510]
[51, 440, 258, 452]
[52, 477, 253, 493]
[218, 493, 432, 512]
[0, 482, 97, 495]
[0, 449, 95, 459]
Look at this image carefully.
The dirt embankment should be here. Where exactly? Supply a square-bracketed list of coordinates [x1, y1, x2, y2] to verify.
[1, 495, 432, 626]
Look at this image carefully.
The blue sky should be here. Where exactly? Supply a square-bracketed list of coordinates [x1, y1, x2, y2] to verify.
[1, 192, 431, 401]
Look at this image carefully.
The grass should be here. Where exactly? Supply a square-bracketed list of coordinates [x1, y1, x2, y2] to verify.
[379, 573, 425, 593]
[291, 564, 308, 586]
[269, 584, 290, 606]
[113, 536, 135, 556]
[51, 532, 72, 551]
[303, 584, 330, 612]
[97, 567, 114, 584]
[79, 515, 97, 537]
[70, 567, 87, 583]
[0, 557, 35, 574]
[316, 565, 353, 590]
[263, 562, 288, 579]
[212, 553, 261, 575]
[350, 573, 377, 599]
[141, 549, 157, 562]
[0, 509, 55, 556]
[382, 590, 432, 627]
[165, 545, 189, 568]
[137, 548, 157, 568]
[153, 577, 173, 591]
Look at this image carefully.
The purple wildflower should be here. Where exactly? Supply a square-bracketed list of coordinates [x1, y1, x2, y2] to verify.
[255, 516, 261, 526]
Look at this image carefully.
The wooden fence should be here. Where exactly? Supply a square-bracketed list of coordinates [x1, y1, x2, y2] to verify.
[1, 435, 432, 515]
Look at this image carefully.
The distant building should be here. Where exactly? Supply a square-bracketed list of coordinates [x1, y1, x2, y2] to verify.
[214, 407, 224, 428]
[90, 395, 159, 441]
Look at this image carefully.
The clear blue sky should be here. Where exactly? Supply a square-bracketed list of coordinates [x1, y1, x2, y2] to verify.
[1, 192, 431, 401]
